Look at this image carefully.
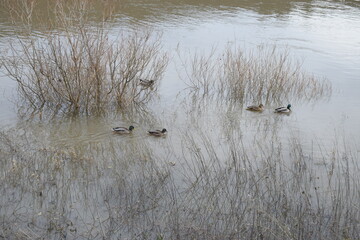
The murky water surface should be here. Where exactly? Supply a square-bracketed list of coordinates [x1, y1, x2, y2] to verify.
[1, 0, 360, 148]
[0, 1, 360, 237]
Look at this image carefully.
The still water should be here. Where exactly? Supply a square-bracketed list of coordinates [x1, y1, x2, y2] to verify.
[1, 1, 360, 238]
[0, 0, 360, 150]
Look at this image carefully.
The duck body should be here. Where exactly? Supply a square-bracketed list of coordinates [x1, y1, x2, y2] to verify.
[112, 126, 134, 134]
[246, 104, 264, 112]
[140, 79, 155, 87]
[274, 104, 291, 113]
[148, 128, 167, 137]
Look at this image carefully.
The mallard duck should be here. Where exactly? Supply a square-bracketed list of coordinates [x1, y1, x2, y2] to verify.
[246, 103, 264, 112]
[274, 104, 291, 113]
[139, 79, 155, 87]
[148, 128, 167, 137]
[112, 126, 134, 134]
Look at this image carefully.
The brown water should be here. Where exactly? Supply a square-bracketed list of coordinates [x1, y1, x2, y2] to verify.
[1, 1, 360, 238]
[0, 1, 359, 163]
[1, 1, 359, 144]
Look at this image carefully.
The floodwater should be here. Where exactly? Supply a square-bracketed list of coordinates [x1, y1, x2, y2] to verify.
[0, 0, 360, 238]
[0, 0, 359, 148]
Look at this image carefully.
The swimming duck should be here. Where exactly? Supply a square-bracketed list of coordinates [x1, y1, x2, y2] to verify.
[140, 79, 155, 87]
[148, 128, 167, 137]
[274, 104, 291, 113]
[246, 103, 264, 112]
[112, 126, 134, 134]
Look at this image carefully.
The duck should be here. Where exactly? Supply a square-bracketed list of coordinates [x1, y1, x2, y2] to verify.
[274, 104, 291, 113]
[148, 128, 167, 137]
[112, 126, 134, 134]
[139, 79, 155, 87]
[246, 103, 264, 112]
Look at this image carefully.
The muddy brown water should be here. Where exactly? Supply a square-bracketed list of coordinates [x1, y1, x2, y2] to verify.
[0, 1, 359, 237]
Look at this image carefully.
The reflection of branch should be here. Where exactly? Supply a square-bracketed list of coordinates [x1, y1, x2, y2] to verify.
[4, 0, 35, 31]
[0, 119, 359, 238]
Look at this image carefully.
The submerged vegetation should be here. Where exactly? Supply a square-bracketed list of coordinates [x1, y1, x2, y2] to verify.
[0, 2, 331, 115]
[0, 127, 359, 239]
[0, 1, 168, 114]
[1, 1, 356, 240]
[182, 45, 331, 105]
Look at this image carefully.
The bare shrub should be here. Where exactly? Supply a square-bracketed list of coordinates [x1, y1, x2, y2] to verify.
[182, 44, 331, 105]
[0, 1, 168, 114]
